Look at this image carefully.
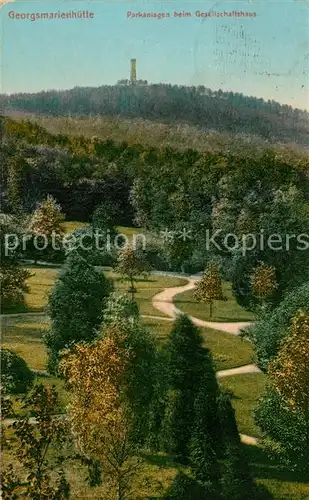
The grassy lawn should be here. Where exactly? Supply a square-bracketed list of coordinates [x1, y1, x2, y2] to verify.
[62, 220, 142, 241]
[247, 445, 309, 500]
[24, 267, 59, 312]
[202, 326, 254, 371]
[116, 225, 143, 238]
[106, 272, 188, 317]
[3, 266, 186, 316]
[1, 316, 48, 371]
[174, 281, 254, 322]
[143, 319, 254, 371]
[62, 220, 88, 233]
[9, 374, 68, 418]
[220, 373, 266, 438]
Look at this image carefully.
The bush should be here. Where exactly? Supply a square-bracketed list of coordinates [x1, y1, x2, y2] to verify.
[164, 471, 213, 500]
[246, 281, 309, 371]
[44, 251, 113, 373]
[65, 226, 117, 267]
[0, 219, 32, 312]
[1, 349, 34, 394]
[255, 384, 308, 470]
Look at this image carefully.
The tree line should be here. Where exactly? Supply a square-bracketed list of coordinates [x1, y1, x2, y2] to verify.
[1, 115, 309, 310]
[1, 246, 274, 499]
[1, 83, 309, 144]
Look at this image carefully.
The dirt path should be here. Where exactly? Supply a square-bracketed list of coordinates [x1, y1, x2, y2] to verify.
[2, 274, 260, 444]
[152, 277, 252, 335]
[152, 276, 260, 446]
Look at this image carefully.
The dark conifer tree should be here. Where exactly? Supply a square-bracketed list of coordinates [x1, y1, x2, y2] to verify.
[189, 349, 222, 499]
[218, 392, 255, 500]
[161, 315, 205, 462]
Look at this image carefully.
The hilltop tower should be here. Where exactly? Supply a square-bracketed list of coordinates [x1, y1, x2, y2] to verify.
[130, 58, 137, 85]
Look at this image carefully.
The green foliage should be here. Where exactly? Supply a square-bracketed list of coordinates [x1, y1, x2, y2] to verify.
[29, 195, 64, 237]
[0, 265, 31, 313]
[91, 201, 118, 233]
[102, 292, 140, 327]
[99, 292, 157, 444]
[218, 392, 255, 500]
[255, 312, 309, 472]
[115, 243, 151, 299]
[3, 384, 70, 499]
[26, 195, 65, 263]
[194, 262, 225, 318]
[44, 251, 112, 373]
[189, 351, 221, 493]
[0, 219, 32, 312]
[255, 384, 309, 471]
[6, 154, 31, 213]
[246, 281, 309, 371]
[161, 315, 205, 461]
[65, 225, 116, 266]
[163, 471, 213, 499]
[2, 85, 309, 144]
[269, 311, 309, 414]
[230, 186, 309, 310]
[1, 348, 34, 394]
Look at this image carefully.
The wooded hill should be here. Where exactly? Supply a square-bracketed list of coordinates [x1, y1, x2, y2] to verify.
[1, 84, 308, 146]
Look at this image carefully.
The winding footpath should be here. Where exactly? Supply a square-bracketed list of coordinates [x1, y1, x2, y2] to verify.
[1, 274, 260, 445]
[151, 275, 260, 446]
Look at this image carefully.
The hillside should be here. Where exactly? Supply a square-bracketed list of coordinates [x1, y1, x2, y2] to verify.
[1, 84, 308, 147]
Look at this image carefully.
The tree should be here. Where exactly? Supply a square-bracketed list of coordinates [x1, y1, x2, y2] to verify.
[115, 243, 151, 300]
[230, 185, 309, 311]
[161, 315, 205, 462]
[189, 351, 221, 498]
[269, 311, 309, 412]
[100, 293, 157, 444]
[255, 312, 309, 470]
[91, 201, 118, 233]
[0, 266, 31, 313]
[269, 311, 309, 423]
[250, 262, 277, 313]
[255, 384, 308, 470]
[29, 195, 64, 237]
[194, 262, 225, 318]
[44, 251, 112, 373]
[6, 154, 30, 213]
[102, 292, 140, 327]
[218, 392, 255, 500]
[61, 317, 157, 500]
[1, 349, 34, 394]
[268, 312, 309, 462]
[27, 195, 65, 263]
[246, 281, 309, 372]
[61, 334, 135, 500]
[0, 219, 31, 313]
[2, 384, 70, 499]
[163, 471, 212, 500]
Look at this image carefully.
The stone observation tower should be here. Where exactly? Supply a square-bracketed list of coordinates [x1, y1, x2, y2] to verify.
[130, 58, 137, 85]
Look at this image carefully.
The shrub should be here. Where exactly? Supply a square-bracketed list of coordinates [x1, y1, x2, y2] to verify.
[163, 471, 213, 500]
[1, 349, 34, 394]
[44, 251, 112, 373]
[246, 281, 309, 371]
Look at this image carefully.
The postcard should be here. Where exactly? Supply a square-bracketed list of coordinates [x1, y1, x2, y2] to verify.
[1, 1, 308, 499]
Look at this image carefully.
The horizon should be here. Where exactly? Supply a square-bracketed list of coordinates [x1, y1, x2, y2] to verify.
[1, 1, 309, 111]
[2, 81, 309, 114]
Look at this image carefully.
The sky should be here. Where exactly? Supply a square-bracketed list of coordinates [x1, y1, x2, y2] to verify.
[1, 0, 309, 110]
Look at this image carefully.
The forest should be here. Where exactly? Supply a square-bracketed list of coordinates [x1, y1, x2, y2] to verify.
[1, 113, 309, 499]
[1, 83, 309, 145]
